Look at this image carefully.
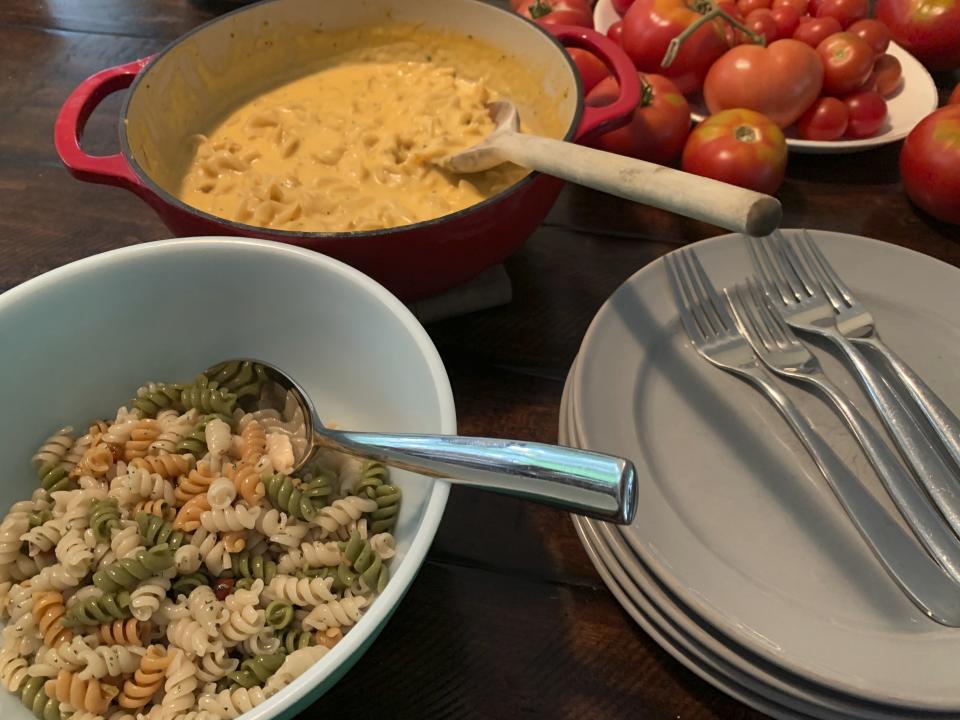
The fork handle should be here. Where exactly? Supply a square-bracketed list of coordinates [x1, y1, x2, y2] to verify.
[799, 369, 960, 585]
[852, 334, 960, 474]
[825, 333, 960, 539]
[739, 365, 960, 624]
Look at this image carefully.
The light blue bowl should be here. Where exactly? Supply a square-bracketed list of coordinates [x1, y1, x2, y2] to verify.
[0, 237, 454, 720]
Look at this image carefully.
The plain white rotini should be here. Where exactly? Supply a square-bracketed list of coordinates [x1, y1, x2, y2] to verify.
[204, 419, 233, 462]
[276, 541, 341, 574]
[301, 595, 368, 632]
[194, 647, 238, 684]
[200, 503, 259, 533]
[173, 545, 203, 574]
[311, 496, 377, 538]
[264, 432, 294, 475]
[129, 577, 171, 621]
[219, 583, 265, 648]
[263, 644, 329, 695]
[198, 686, 267, 719]
[369, 532, 397, 559]
[166, 617, 213, 657]
[186, 586, 228, 638]
[76, 643, 146, 680]
[188, 529, 232, 575]
[264, 575, 337, 606]
[205, 479, 236, 511]
[161, 649, 199, 720]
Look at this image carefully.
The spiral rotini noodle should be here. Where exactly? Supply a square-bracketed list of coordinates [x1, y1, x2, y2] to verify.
[63, 592, 131, 627]
[301, 595, 368, 632]
[129, 454, 192, 480]
[99, 618, 151, 647]
[45, 669, 117, 714]
[32, 592, 72, 647]
[117, 645, 168, 709]
[93, 544, 174, 593]
[136, 513, 185, 551]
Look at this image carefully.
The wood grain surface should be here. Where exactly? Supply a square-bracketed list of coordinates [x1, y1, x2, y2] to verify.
[2, 1, 959, 717]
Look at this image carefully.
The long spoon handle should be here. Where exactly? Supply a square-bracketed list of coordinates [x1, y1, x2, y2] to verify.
[314, 429, 637, 524]
[493, 132, 782, 237]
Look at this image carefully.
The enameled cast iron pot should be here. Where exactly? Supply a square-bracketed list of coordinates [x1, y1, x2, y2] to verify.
[55, 0, 639, 300]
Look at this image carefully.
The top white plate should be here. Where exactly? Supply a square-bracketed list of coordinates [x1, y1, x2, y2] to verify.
[571, 229, 960, 709]
[592, 0, 938, 154]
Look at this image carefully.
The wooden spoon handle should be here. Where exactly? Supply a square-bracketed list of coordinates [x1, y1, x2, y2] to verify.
[496, 133, 781, 237]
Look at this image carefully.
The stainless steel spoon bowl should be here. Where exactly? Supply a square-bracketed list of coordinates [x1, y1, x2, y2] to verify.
[205, 359, 637, 524]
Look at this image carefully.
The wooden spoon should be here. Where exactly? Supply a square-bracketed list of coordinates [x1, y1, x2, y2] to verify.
[442, 101, 782, 237]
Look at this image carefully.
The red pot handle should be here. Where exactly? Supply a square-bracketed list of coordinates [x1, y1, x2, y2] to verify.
[54, 56, 152, 191]
[546, 24, 640, 142]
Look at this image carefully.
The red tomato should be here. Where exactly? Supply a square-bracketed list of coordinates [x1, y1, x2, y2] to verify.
[876, 0, 960, 71]
[745, 9, 780, 41]
[817, 32, 875, 96]
[797, 96, 850, 139]
[568, 48, 611, 94]
[900, 105, 960, 223]
[815, 0, 868, 26]
[847, 19, 891, 55]
[612, 0, 635, 14]
[518, 0, 594, 27]
[717, 1, 748, 45]
[769, 7, 801, 39]
[793, 17, 843, 47]
[873, 54, 903, 96]
[681, 109, 788, 194]
[772, 0, 809, 14]
[586, 73, 692, 164]
[621, 0, 732, 95]
[807, 0, 825, 13]
[854, 70, 878, 93]
[738, 0, 772, 15]
[949, 84, 960, 105]
[844, 91, 887, 137]
[607, 20, 625, 44]
[704, 39, 824, 127]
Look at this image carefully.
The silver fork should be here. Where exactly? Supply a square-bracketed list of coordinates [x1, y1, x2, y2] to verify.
[794, 230, 960, 476]
[750, 233, 960, 541]
[666, 249, 960, 625]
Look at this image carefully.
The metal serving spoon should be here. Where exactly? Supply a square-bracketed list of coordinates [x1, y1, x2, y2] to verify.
[206, 359, 637, 524]
[441, 100, 782, 238]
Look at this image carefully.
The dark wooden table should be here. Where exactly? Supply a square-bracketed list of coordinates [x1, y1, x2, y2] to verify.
[3, 2, 960, 717]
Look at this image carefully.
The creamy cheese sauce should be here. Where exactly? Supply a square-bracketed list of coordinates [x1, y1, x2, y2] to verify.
[177, 27, 560, 233]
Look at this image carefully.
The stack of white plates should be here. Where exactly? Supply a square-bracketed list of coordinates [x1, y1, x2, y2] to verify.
[564, 230, 960, 719]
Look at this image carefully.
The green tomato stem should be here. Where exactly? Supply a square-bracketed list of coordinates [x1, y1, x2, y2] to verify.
[529, 0, 553, 19]
[660, 6, 766, 70]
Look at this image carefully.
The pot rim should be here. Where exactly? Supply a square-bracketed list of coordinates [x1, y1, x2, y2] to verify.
[117, 0, 584, 240]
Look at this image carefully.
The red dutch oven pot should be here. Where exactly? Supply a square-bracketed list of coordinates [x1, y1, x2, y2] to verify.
[55, 0, 639, 300]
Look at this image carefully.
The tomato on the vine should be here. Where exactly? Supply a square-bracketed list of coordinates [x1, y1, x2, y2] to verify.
[772, 0, 809, 13]
[769, 7, 801, 39]
[873, 54, 903, 96]
[681, 108, 788, 194]
[847, 19, 891, 55]
[817, 32, 875, 96]
[797, 97, 849, 140]
[900, 105, 960, 223]
[517, 0, 594, 27]
[568, 49, 611, 94]
[586, 73, 692, 164]
[738, 0, 772, 15]
[815, 0, 869, 27]
[745, 9, 780, 42]
[793, 17, 842, 48]
[704, 39, 823, 127]
[844, 91, 887, 137]
[876, 0, 960, 71]
[620, 0, 733, 95]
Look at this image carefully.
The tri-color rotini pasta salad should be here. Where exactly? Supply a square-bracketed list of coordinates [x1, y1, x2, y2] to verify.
[0, 363, 401, 720]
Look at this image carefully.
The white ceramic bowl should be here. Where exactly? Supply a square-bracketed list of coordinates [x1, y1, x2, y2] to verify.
[0, 237, 455, 720]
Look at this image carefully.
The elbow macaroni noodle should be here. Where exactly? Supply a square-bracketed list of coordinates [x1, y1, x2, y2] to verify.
[177, 26, 560, 233]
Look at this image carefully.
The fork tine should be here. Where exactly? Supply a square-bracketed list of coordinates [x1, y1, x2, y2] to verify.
[748, 277, 797, 348]
[800, 229, 854, 307]
[746, 235, 795, 306]
[771, 231, 815, 299]
[675, 251, 721, 336]
[664, 253, 708, 345]
[745, 277, 786, 347]
[792, 232, 845, 311]
[684, 249, 734, 332]
[726, 284, 773, 353]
